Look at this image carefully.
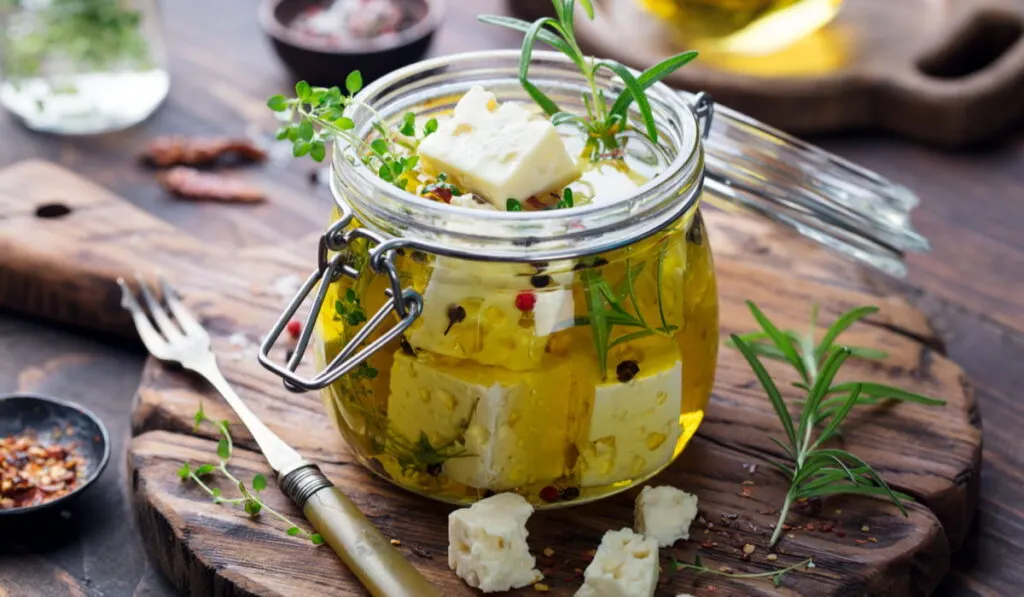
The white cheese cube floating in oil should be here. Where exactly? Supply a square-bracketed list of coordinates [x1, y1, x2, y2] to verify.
[576, 340, 685, 487]
[575, 528, 660, 597]
[407, 257, 575, 371]
[387, 351, 576, 490]
[417, 86, 582, 208]
[448, 492, 543, 593]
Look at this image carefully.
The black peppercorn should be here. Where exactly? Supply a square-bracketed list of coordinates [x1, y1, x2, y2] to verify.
[411, 250, 429, 263]
[426, 463, 443, 477]
[559, 486, 580, 500]
[530, 274, 551, 288]
[444, 304, 466, 335]
[687, 212, 705, 246]
[616, 360, 640, 382]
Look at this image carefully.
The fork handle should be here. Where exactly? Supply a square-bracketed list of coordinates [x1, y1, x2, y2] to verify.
[281, 465, 441, 597]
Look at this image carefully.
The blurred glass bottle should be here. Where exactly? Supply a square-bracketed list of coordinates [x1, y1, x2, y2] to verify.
[0, 0, 169, 135]
[639, 0, 843, 56]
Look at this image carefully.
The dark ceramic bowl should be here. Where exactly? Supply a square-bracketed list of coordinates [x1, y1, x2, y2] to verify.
[0, 394, 110, 517]
[259, 0, 443, 87]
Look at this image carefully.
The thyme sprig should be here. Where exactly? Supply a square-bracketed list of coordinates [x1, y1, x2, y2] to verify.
[177, 404, 324, 545]
[479, 0, 697, 153]
[672, 554, 815, 588]
[731, 302, 946, 547]
[267, 71, 438, 190]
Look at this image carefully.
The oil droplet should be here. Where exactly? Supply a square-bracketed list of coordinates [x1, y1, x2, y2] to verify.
[646, 432, 667, 451]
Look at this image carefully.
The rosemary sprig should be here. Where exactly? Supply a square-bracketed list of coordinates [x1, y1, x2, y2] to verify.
[577, 248, 677, 377]
[267, 71, 437, 189]
[479, 0, 698, 153]
[672, 554, 814, 588]
[730, 302, 946, 547]
[177, 404, 324, 545]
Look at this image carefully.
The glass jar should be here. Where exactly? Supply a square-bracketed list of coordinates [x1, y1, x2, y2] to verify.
[259, 50, 929, 508]
[0, 0, 169, 135]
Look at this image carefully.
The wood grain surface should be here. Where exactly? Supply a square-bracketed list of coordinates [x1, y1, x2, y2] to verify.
[0, 1, 1021, 596]
[569, 0, 1024, 147]
[0, 158, 982, 596]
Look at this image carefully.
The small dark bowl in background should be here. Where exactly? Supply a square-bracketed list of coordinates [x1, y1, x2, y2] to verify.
[0, 394, 110, 518]
[259, 0, 443, 88]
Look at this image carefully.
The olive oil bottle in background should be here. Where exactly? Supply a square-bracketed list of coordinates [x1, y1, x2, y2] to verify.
[638, 0, 843, 56]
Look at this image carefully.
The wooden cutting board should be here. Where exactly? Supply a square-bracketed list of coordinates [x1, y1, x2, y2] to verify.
[512, 0, 1024, 147]
[0, 160, 981, 596]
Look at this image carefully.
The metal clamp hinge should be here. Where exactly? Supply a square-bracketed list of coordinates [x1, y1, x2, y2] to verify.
[257, 201, 423, 392]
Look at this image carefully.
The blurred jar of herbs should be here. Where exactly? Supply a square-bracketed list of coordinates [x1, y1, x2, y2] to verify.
[638, 0, 843, 56]
[0, 0, 169, 135]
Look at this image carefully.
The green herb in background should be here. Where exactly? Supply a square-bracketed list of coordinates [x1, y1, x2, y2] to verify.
[177, 403, 324, 545]
[730, 302, 946, 547]
[2, 0, 151, 81]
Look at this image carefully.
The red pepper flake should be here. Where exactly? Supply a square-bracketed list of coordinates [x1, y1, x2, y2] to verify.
[285, 320, 302, 338]
[820, 522, 835, 532]
[707, 586, 717, 592]
[855, 539, 867, 544]
[1, 431, 84, 510]
[805, 523, 816, 531]
[835, 530, 847, 538]
[515, 291, 537, 312]
[739, 486, 753, 498]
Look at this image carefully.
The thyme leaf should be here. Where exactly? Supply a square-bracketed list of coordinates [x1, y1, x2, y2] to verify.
[730, 302, 946, 547]
[672, 554, 814, 588]
[178, 404, 324, 545]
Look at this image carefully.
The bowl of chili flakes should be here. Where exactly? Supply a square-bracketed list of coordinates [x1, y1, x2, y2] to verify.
[0, 394, 110, 516]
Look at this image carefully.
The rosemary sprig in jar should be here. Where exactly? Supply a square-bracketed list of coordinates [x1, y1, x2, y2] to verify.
[479, 0, 698, 156]
[730, 302, 946, 547]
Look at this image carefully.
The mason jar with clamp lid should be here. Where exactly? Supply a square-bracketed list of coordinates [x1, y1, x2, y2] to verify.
[258, 50, 927, 508]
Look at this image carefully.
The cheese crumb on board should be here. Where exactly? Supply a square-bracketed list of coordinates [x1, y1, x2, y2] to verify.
[448, 492, 543, 592]
[574, 528, 659, 597]
[417, 85, 581, 208]
[634, 485, 699, 547]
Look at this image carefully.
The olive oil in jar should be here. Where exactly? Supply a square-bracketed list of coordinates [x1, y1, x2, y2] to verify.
[314, 120, 718, 508]
[639, 0, 843, 55]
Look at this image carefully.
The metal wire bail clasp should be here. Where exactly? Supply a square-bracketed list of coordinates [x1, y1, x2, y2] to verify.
[257, 202, 423, 392]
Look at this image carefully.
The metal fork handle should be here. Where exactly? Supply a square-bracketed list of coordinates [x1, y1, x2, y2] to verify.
[190, 359, 440, 596]
[190, 357, 308, 477]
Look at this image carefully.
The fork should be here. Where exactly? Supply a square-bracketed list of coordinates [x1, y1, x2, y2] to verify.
[118, 275, 440, 597]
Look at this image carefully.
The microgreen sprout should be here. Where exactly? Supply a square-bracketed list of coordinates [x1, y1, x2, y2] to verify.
[731, 302, 946, 547]
[177, 403, 324, 545]
[506, 198, 524, 212]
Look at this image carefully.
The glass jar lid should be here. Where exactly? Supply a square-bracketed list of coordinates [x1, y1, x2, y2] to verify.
[687, 93, 929, 278]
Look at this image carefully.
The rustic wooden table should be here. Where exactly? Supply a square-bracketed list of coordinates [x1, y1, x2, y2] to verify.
[0, 0, 1021, 595]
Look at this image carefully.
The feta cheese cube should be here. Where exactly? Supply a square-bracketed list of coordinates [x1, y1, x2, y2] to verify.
[634, 485, 699, 547]
[448, 492, 543, 593]
[387, 351, 576, 489]
[417, 85, 581, 208]
[577, 346, 684, 487]
[407, 256, 574, 371]
[575, 528, 659, 597]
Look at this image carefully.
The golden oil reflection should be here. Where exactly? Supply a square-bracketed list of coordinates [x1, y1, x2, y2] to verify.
[639, 0, 850, 76]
